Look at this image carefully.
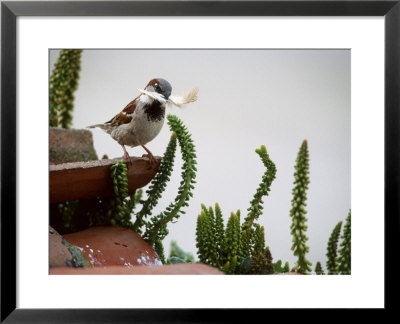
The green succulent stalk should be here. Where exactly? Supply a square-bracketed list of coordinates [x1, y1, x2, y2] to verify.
[50, 49, 83, 128]
[224, 211, 242, 263]
[196, 204, 220, 267]
[195, 209, 208, 264]
[246, 145, 277, 222]
[128, 189, 143, 213]
[242, 145, 277, 229]
[144, 114, 197, 246]
[108, 160, 134, 229]
[252, 224, 266, 257]
[290, 140, 312, 274]
[242, 145, 276, 255]
[58, 200, 79, 231]
[315, 261, 325, 275]
[326, 221, 343, 275]
[132, 131, 177, 234]
[338, 210, 351, 274]
[222, 255, 238, 275]
[154, 239, 166, 264]
[214, 203, 225, 255]
[274, 260, 290, 274]
[283, 262, 290, 273]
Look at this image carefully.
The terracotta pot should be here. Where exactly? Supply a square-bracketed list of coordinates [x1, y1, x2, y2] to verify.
[63, 226, 161, 268]
[49, 127, 98, 164]
[50, 263, 223, 275]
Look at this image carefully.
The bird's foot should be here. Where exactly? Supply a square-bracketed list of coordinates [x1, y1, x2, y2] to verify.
[123, 152, 132, 167]
[141, 145, 157, 169]
[142, 153, 156, 169]
[121, 145, 132, 167]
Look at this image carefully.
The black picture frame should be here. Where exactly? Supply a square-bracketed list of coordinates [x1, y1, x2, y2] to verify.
[1, 0, 398, 321]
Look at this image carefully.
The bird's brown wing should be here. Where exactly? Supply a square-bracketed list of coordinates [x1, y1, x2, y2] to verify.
[105, 96, 139, 126]
[122, 96, 138, 114]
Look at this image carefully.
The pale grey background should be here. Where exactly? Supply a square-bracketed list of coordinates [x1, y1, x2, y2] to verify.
[50, 49, 351, 272]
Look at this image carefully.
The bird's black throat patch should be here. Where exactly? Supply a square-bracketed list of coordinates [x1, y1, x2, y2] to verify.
[143, 100, 165, 122]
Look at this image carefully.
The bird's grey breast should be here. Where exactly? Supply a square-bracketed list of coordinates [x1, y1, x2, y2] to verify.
[118, 95, 166, 147]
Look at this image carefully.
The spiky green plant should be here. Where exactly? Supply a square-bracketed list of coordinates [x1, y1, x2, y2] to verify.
[252, 223, 266, 256]
[214, 203, 225, 256]
[108, 160, 133, 228]
[290, 140, 312, 274]
[196, 145, 276, 274]
[49, 49, 83, 128]
[326, 221, 343, 274]
[154, 239, 166, 264]
[132, 131, 178, 234]
[224, 211, 243, 263]
[130, 189, 143, 211]
[57, 200, 79, 231]
[242, 145, 277, 256]
[274, 260, 290, 274]
[221, 255, 239, 274]
[315, 261, 325, 275]
[195, 207, 210, 265]
[196, 204, 221, 267]
[337, 210, 351, 274]
[143, 115, 197, 250]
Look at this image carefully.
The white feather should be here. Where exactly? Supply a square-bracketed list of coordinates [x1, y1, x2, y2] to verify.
[138, 86, 199, 109]
[137, 88, 167, 103]
[168, 86, 199, 108]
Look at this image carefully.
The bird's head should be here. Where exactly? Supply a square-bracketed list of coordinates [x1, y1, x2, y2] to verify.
[145, 78, 172, 100]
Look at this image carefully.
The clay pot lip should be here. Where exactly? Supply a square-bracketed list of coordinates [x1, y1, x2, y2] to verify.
[61, 225, 162, 268]
[64, 225, 136, 233]
[50, 263, 224, 275]
[62, 226, 145, 240]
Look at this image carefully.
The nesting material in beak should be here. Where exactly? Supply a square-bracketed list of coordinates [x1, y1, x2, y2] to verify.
[137, 88, 167, 103]
[168, 86, 199, 108]
[137, 86, 199, 109]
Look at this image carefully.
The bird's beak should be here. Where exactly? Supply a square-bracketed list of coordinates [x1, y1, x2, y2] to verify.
[138, 88, 168, 103]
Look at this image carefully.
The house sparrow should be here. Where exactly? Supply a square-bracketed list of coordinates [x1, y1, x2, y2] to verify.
[88, 78, 198, 166]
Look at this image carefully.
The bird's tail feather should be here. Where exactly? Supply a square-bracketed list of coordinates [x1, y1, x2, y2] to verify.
[87, 123, 113, 135]
[87, 124, 105, 129]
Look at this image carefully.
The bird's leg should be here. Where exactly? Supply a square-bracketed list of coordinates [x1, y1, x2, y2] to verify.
[121, 144, 132, 166]
[141, 145, 156, 167]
